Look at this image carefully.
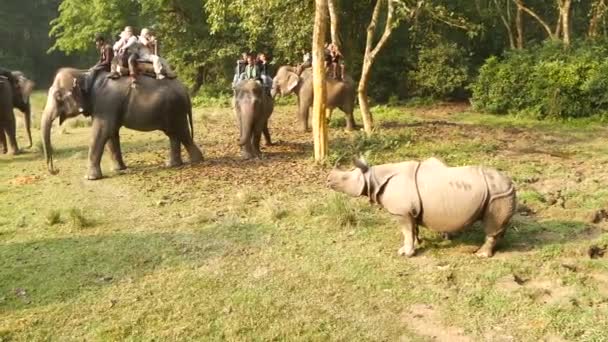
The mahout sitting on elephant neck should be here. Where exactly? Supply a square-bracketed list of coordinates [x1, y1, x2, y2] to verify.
[41, 68, 203, 180]
[271, 65, 356, 131]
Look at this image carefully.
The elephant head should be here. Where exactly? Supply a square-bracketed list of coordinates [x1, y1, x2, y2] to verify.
[271, 66, 301, 98]
[11, 71, 35, 148]
[41, 68, 85, 174]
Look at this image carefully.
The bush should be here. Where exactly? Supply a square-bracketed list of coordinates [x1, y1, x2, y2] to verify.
[471, 41, 608, 118]
[408, 42, 470, 99]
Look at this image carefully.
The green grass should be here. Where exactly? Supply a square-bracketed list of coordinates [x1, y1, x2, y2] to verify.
[1, 96, 607, 340]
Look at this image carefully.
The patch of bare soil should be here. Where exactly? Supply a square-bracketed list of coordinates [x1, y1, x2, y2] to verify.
[495, 275, 576, 305]
[589, 272, 608, 297]
[140, 107, 329, 193]
[411, 101, 471, 119]
[402, 304, 472, 342]
[9, 175, 40, 185]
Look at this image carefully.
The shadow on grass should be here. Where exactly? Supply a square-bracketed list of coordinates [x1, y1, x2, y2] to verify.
[416, 216, 604, 255]
[0, 221, 267, 313]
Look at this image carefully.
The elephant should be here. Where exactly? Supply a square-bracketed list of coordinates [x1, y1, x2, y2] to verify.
[233, 79, 274, 159]
[327, 157, 517, 258]
[41, 68, 203, 180]
[271, 66, 356, 132]
[0, 71, 34, 154]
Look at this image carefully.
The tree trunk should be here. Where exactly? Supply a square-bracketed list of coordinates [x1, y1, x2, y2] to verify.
[494, 0, 516, 49]
[589, 0, 608, 38]
[514, 0, 555, 40]
[358, 0, 395, 136]
[312, 0, 329, 161]
[515, 2, 524, 49]
[559, 0, 572, 46]
[191, 65, 205, 95]
[327, 0, 341, 49]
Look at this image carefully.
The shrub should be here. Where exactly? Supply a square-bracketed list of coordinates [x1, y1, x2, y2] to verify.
[408, 42, 470, 99]
[471, 40, 608, 118]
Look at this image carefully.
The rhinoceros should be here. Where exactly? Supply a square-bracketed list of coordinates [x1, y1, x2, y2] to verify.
[327, 157, 516, 257]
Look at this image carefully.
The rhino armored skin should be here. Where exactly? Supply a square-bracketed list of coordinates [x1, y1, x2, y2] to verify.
[327, 158, 517, 257]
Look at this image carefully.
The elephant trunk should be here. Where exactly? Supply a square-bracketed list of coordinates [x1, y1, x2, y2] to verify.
[24, 102, 32, 148]
[238, 100, 258, 146]
[41, 105, 57, 174]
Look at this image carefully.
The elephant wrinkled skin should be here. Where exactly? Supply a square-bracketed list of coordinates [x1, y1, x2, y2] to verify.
[41, 68, 203, 180]
[327, 157, 517, 258]
[233, 80, 274, 159]
[271, 66, 356, 132]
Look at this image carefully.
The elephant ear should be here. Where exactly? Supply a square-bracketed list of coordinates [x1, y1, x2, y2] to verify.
[20, 79, 34, 103]
[286, 72, 300, 93]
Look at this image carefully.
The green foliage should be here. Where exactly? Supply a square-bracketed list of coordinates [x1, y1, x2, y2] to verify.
[472, 41, 608, 118]
[408, 41, 470, 99]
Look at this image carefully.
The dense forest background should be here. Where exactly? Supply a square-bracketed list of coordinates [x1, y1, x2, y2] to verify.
[2, 0, 608, 117]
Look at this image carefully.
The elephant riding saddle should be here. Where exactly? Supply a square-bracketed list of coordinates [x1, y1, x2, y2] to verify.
[113, 61, 177, 79]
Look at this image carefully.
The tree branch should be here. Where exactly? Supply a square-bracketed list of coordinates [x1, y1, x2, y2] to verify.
[514, 0, 555, 39]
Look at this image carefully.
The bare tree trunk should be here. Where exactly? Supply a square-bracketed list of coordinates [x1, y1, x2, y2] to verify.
[559, 0, 572, 46]
[589, 0, 608, 38]
[327, 0, 341, 49]
[494, 0, 516, 49]
[191, 65, 205, 95]
[555, 13, 563, 38]
[313, 0, 329, 161]
[514, 0, 555, 40]
[515, 2, 524, 49]
[358, 0, 395, 136]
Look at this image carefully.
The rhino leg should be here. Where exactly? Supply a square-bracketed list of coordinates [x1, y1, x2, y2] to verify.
[398, 215, 417, 257]
[476, 194, 516, 258]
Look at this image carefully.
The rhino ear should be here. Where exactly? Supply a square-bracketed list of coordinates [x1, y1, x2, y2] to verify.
[353, 157, 369, 173]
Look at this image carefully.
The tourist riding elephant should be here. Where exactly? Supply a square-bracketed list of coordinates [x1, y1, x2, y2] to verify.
[41, 68, 203, 180]
[271, 66, 356, 132]
[0, 72, 34, 154]
[233, 80, 274, 159]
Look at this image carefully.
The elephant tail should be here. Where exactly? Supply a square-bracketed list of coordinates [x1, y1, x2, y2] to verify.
[188, 107, 194, 140]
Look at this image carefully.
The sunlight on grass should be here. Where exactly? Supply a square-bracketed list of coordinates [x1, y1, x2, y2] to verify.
[1, 102, 606, 341]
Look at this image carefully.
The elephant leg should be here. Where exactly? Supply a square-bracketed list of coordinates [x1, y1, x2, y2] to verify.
[339, 104, 356, 131]
[4, 114, 19, 155]
[86, 119, 110, 180]
[300, 106, 310, 132]
[0, 127, 7, 154]
[263, 125, 273, 146]
[180, 133, 203, 164]
[253, 125, 263, 158]
[296, 95, 310, 132]
[397, 215, 417, 257]
[106, 133, 127, 171]
[167, 135, 184, 167]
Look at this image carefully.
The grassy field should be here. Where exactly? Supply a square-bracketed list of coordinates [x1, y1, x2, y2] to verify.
[1, 93, 607, 341]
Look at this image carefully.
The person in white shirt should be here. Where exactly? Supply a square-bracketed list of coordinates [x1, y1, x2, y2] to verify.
[109, 26, 139, 80]
[137, 28, 174, 80]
